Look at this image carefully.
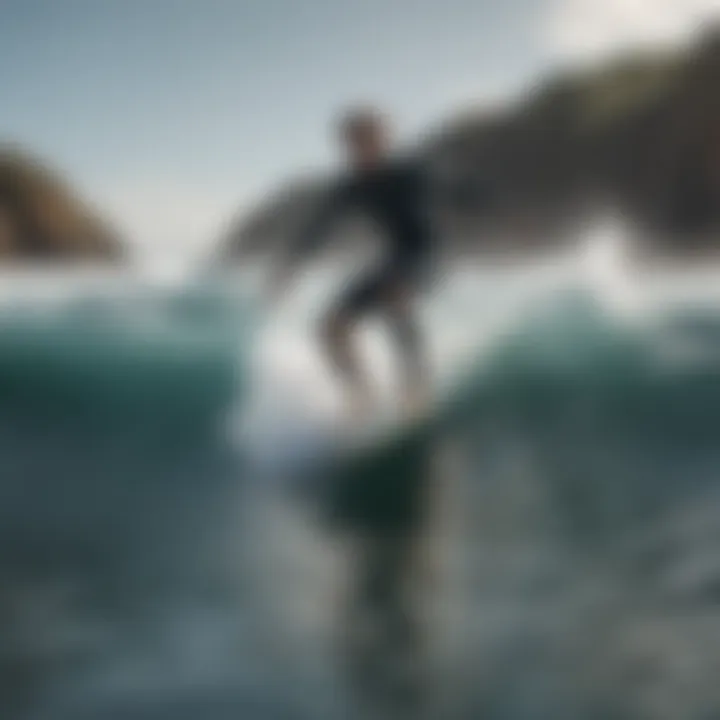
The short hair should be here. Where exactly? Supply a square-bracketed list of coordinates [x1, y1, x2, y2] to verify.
[337, 106, 386, 142]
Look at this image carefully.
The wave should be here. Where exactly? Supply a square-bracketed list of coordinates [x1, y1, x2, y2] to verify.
[322, 289, 720, 542]
[0, 284, 250, 428]
[4, 278, 720, 719]
[0, 282, 255, 598]
[304, 287, 720, 718]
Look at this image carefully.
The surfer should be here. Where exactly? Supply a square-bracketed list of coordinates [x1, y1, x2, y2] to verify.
[268, 107, 434, 420]
[266, 107, 453, 717]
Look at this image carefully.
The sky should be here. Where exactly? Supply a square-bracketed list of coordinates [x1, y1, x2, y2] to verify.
[1, 0, 718, 264]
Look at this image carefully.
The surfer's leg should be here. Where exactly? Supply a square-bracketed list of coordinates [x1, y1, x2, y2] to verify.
[319, 271, 385, 420]
[383, 283, 430, 418]
[320, 308, 367, 413]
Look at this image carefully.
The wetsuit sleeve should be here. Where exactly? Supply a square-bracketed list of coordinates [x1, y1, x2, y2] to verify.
[286, 181, 351, 263]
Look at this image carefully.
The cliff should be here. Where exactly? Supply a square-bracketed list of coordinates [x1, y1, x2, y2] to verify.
[218, 25, 720, 264]
[0, 147, 125, 263]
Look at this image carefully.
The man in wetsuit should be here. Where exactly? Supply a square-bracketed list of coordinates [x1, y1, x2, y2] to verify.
[269, 107, 434, 419]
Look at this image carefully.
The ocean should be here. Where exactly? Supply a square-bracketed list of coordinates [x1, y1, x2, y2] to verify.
[3, 246, 720, 719]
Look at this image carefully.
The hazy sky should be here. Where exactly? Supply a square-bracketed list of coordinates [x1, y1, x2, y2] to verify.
[1, 0, 716, 261]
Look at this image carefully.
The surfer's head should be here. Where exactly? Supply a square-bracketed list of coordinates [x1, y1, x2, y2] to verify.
[337, 106, 390, 170]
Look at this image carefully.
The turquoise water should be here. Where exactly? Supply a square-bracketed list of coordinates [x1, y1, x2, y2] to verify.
[3, 265, 720, 719]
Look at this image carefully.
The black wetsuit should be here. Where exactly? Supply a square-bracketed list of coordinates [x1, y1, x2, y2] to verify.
[290, 157, 434, 314]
